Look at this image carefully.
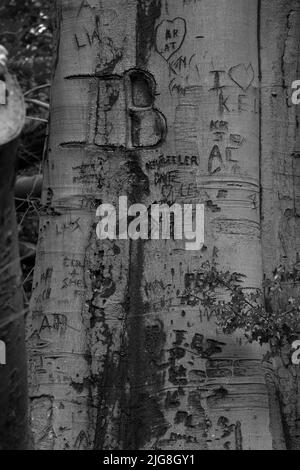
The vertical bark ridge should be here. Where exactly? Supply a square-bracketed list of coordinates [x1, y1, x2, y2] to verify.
[260, 0, 300, 450]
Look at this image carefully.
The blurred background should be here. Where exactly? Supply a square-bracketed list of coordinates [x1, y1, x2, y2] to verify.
[0, 0, 53, 305]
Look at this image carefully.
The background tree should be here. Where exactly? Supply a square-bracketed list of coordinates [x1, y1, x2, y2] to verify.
[0, 0, 52, 300]
[0, 0, 52, 449]
[0, 47, 28, 449]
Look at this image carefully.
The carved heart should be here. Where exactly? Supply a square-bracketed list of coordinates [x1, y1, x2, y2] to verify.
[228, 63, 255, 91]
[155, 17, 187, 61]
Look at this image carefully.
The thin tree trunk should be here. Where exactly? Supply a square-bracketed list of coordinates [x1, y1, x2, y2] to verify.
[29, 0, 284, 449]
[0, 73, 28, 449]
[260, 0, 300, 450]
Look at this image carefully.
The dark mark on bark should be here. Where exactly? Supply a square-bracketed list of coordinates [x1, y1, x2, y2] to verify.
[136, 0, 162, 69]
[235, 420, 243, 450]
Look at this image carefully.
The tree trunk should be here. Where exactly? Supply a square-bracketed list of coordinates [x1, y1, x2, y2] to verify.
[0, 73, 28, 449]
[28, 0, 285, 450]
[260, 0, 300, 450]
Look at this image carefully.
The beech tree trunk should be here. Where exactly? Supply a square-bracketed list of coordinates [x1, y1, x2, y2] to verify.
[28, 0, 286, 450]
[260, 0, 300, 450]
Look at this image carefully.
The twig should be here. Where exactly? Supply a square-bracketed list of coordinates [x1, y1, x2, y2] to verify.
[26, 116, 48, 123]
[24, 83, 50, 97]
[25, 98, 49, 110]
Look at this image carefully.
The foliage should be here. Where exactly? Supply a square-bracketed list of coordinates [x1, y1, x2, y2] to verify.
[0, 0, 53, 92]
[183, 257, 300, 352]
[0, 0, 53, 166]
[0, 1, 54, 301]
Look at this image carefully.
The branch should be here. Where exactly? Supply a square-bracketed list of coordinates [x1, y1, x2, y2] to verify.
[25, 98, 49, 110]
[24, 83, 50, 97]
[26, 116, 48, 123]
